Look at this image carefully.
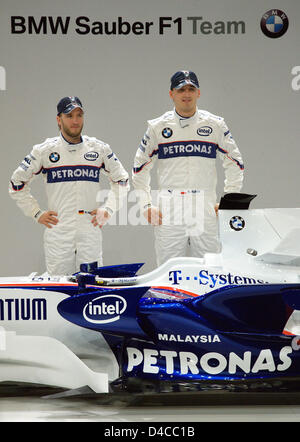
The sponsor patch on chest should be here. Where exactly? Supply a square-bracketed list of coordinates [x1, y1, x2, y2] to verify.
[45, 165, 100, 183]
[158, 140, 217, 159]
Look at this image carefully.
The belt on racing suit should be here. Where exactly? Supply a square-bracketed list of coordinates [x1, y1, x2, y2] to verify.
[165, 189, 203, 196]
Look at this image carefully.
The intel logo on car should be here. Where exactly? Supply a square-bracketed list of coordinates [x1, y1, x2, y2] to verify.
[197, 126, 213, 136]
[83, 295, 127, 324]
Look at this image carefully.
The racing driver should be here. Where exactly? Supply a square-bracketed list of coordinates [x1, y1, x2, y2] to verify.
[9, 96, 129, 275]
[132, 70, 244, 265]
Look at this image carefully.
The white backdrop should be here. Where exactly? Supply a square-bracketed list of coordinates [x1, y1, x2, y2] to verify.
[1, 0, 299, 275]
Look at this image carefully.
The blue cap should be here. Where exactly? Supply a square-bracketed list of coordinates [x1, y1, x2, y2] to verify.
[57, 96, 83, 115]
[170, 71, 199, 90]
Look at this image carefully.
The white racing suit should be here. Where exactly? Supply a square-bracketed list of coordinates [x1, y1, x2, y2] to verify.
[9, 134, 129, 275]
[132, 108, 244, 265]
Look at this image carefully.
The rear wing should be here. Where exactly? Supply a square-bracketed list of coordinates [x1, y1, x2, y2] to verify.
[218, 193, 300, 267]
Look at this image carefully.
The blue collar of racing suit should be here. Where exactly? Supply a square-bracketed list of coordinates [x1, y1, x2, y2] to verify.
[60, 132, 84, 151]
[174, 107, 199, 128]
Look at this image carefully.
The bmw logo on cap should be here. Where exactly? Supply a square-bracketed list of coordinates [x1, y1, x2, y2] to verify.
[229, 216, 245, 231]
[260, 9, 289, 38]
[49, 152, 60, 163]
[162, 127, 173, 138]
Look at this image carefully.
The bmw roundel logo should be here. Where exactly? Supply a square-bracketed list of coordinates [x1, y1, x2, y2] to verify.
[260, 9, 289, 39]
[162, 127, 173, 138]
[229, 216, 245, 231]
[49, 152, 60, 163]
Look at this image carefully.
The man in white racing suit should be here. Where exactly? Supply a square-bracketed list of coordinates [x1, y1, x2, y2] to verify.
[132, 71, 244, 266]
[9, 96, 129, 275]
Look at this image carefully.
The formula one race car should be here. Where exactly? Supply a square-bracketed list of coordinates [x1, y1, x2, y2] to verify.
[1, 194, 300, 396]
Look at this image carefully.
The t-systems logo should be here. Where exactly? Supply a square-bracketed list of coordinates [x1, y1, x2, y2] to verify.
[83, 295, 127, 324]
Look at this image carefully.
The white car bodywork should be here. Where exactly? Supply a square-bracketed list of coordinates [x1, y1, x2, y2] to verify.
[0, 207, 299, 393]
